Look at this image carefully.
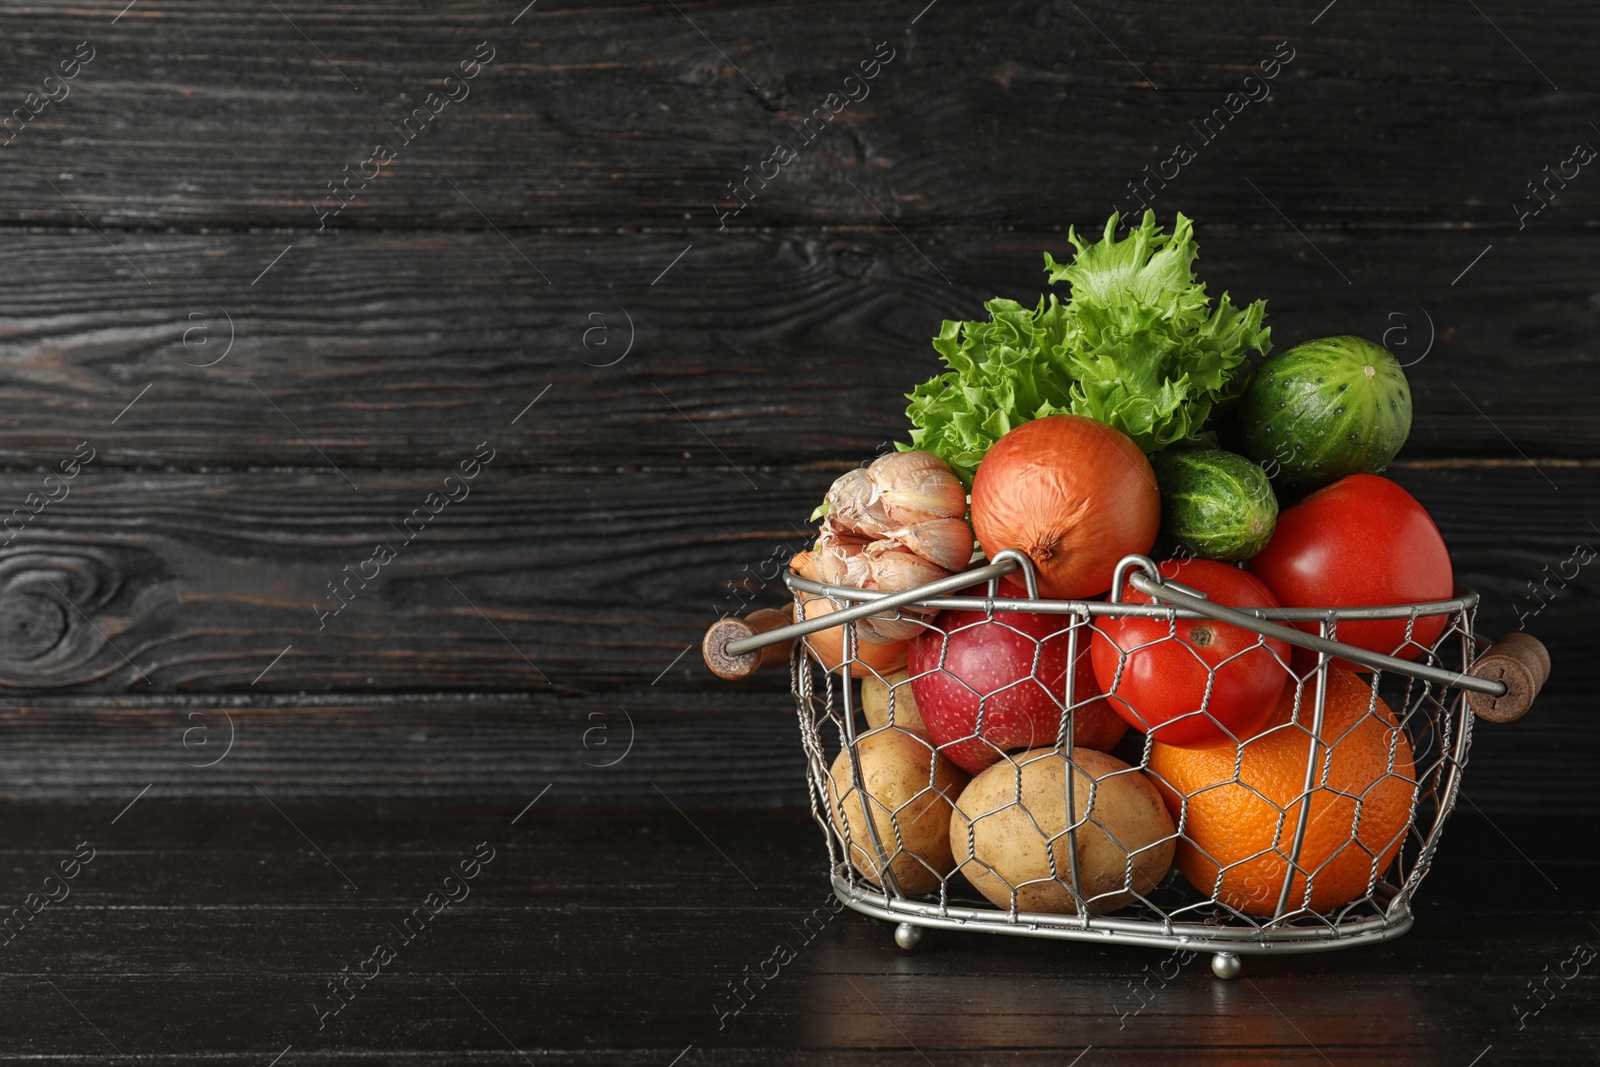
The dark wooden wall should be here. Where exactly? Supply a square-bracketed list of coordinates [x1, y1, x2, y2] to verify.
[0, 0, 1593, 810]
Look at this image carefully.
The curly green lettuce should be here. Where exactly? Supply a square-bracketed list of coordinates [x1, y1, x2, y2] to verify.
[903, 211, 1270, 485]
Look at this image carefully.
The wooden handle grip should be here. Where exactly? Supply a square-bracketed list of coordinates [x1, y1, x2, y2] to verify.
[1466, 632, 1550, 722]
[701, 604, 796, 681]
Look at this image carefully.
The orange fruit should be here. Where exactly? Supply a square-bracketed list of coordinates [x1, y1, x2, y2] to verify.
[797, 595, 908, 675]
[1147, 667, 1417, 916]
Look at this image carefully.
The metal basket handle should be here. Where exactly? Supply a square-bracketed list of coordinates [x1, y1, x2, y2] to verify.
[699, 552, 1032, 680]
[1459, 633, 1549, 722]
[700, 550, 1549, 719]
[1113, 555, 1546, 720]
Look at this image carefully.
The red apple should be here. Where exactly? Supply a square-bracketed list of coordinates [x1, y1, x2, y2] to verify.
[908, 590, 1127, 775]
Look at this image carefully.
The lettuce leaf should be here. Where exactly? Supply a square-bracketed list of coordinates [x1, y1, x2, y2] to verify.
[903, 210, 1269, 485]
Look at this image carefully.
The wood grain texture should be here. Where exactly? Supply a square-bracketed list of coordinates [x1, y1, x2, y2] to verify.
[0, 804, 1591, 1064]
[0, 463, 1584, 811]
[0, 229, 1592, 467]
[0, 696, 812, 807]
[0, 463, 1582, 694]
[0, 0, 1591, 808]
[0, 683, 1585, 812]
[0, 1, 1591, 232]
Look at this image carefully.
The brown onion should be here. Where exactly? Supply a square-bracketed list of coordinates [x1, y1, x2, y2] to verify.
[789, 549, 821, 582]
[970, 414, 1160, 600]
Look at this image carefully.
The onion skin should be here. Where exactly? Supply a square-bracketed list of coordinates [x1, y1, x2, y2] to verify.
[970, 415, 1160, 600]
[797, 596, 909, 672]
[790, 550, 821, 582]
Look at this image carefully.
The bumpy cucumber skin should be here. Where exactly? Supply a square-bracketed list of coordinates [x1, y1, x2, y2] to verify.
[1150, 448, 1279, 562]
[1226, 335, 1412, 502]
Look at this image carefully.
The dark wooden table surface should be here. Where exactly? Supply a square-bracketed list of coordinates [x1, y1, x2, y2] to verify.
[0, 0, 1593, 809]
[1, 0, 1596, 1061]
[3, 802, 1594, 1065]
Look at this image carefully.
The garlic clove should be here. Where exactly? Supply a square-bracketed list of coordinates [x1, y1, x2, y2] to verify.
[859, 615, 928, 643]
[816, 530, 874, 589]
[871, 517, 975, 573]
[862, 547, 946, 641]
[865, 547, 952, 595]
[822, 467, 894, 538]
[867, 451, 969, 526]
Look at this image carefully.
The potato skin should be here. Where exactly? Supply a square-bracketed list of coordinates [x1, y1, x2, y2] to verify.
[949, 747, 1175, 914]
[861, 669, 928, 737]
[828, 730, 968, 895]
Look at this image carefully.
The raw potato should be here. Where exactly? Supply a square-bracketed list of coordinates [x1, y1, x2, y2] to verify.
[950, 747, 1175, 915]
[828, 730, 968, 895]
[861, 669, 928, 737]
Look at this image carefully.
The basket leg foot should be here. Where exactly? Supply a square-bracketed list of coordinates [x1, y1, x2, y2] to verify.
[893, 922, 923, 951]
[1211, 952, 1242, 980]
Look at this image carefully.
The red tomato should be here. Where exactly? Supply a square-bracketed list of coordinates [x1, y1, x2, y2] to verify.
[1091, 558, 1289, 748]
[909, 580, 1126, 775]
[1249, 474, 1453, 665]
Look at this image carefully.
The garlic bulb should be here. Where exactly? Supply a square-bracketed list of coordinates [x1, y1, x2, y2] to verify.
[813, 530, 923, 642]
[823, 451, 968, 540]
[858, 549, 952, 641]
[856, 613, 926, 643]
[809, 450, 973, 642]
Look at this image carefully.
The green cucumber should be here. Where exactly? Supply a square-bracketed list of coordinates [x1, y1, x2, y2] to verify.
[1150, 448, 1278, 561]
[1225, 335, 1412, 500]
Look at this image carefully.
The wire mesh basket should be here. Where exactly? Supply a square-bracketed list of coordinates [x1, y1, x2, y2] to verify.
[703, 550, 1548, 978]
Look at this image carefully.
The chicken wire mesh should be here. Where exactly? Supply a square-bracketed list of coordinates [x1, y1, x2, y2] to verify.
[788, 554, 1482, 960]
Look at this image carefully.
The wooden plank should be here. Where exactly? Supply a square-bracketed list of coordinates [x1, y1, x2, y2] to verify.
[0, 229, 1590, 468]
[0, 463, 1584, 695]
[0, 1, 1591, 231]
[0, 805, 1589, 1064]
[0, 680, 1584, 810]
[0, 463, 1583, 806]
[0, 466, 818, 693]
[0, 697, 812, 808]
[0, 805, 1582, 906]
